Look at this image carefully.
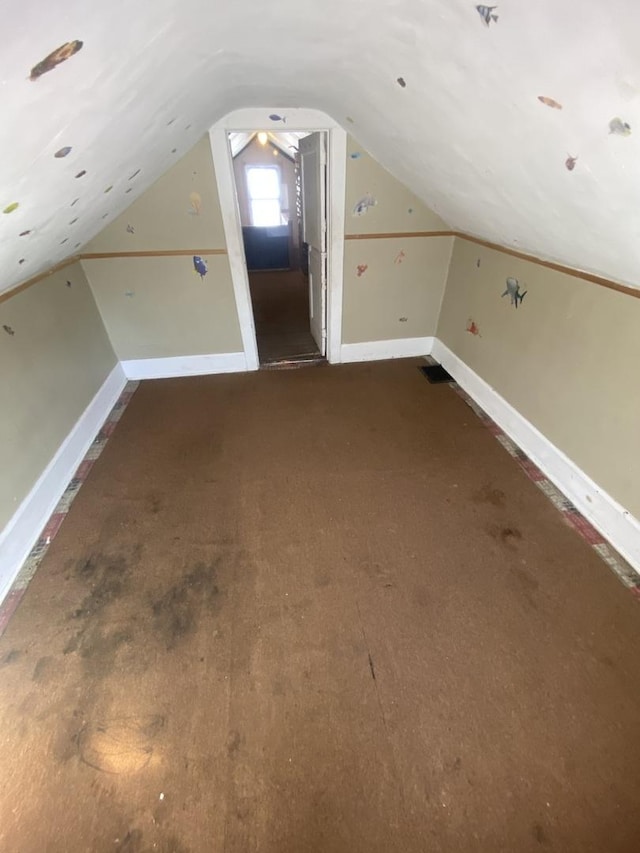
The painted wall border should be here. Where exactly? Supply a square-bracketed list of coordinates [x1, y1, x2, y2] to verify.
[431, 338, 640, 573]
[209, 108, 347, 366]
[80, 249, 227, 260]
[341, 336, 434, 363]
[456, 234, 640, 299]
[0, 256, 80, 304]
[345, 231, 455, 240]
[0, 362, 127, 603]
[121, 352, 247, 380]
[3, 232, 640, 309]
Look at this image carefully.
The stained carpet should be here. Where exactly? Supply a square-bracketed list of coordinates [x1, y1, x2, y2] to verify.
[1, 360, 639, 852]
[248, 269, 321, 364]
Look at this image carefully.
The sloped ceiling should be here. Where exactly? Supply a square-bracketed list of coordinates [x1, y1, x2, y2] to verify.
[3, 0, 640, 295]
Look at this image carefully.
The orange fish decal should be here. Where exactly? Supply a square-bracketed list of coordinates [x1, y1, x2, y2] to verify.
[466, 319, 481, 337]
[356, 264, 368, 277]
[30, 41, 83, 80]
[538, 96, 562, 110]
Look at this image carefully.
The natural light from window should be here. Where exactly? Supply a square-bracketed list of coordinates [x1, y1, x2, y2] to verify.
[246, 166, 282, 227]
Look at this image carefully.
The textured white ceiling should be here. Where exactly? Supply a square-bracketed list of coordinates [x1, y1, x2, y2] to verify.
[2, 0, 640, 294]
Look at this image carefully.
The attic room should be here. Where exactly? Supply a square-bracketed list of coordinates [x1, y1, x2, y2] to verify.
[1, 1, 639, 850]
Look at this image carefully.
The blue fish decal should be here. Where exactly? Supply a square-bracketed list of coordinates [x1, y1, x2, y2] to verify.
[476, 5, 498, 26]
[501, 277, 527, 308]
[269, 114, 286, 123]
[349, 152, 362, 159]
[193, 255, 208, 278]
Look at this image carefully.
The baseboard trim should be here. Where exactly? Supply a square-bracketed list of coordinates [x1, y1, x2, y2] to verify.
[121, 352, 248, 380]
[340, 336, 434, 363]
[431, 338, 640, 573]
[0, 362, 127, 603]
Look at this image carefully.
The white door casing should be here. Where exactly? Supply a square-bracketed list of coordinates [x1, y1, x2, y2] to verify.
[208, 109, 346, 366]
[299, 131, 327, 355]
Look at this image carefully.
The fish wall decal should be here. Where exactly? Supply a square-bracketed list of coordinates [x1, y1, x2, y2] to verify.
[189, 192, 202, 215]
[476, 5, 498, 26]
[30, 40, 83, 80]
[609, 117, 632, 136]
[565, 155, 578, 171]
[538, 96, 562, 110]
[193, 255, 208, 278]
[501, 277, 527, 308]
[353, 193, 377, 216]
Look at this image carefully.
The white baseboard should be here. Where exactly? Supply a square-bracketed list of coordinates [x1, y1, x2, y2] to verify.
[340, 336, 434, 363]
[121, 352, 248, 380]
[431, 339, 640, 574]
[0, 362, 127, 603]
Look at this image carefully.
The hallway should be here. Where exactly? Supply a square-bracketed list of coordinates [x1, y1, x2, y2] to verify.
[248, 269, 321, 365]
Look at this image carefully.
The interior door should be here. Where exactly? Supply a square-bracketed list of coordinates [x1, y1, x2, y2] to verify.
[299, 132, 327, 355]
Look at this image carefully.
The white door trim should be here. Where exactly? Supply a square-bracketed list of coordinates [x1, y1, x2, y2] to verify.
[208, 109, 346, 365]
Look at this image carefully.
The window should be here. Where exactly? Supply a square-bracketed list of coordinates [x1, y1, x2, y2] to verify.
[246, 166, 282, 227]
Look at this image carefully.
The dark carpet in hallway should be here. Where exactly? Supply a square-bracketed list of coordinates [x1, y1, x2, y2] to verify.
[1, 360, 639, 852]
[249, 269, 320, 364]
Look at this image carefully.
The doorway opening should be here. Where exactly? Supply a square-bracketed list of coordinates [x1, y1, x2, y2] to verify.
[228, 130, 328, 368]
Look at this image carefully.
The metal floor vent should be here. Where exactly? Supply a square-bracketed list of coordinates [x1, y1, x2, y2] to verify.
[419, 364, 454, 384]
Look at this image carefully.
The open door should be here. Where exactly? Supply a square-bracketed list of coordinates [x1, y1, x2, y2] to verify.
[299, 132, 327, 356]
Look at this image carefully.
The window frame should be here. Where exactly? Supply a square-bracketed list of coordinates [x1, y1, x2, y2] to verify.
[245, 164, 282, 227]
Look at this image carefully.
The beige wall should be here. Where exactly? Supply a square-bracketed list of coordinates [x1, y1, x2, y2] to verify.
[84, 136, 226, 252]
[344, 139, 448, 236]
[81, 136, 243, 360]
[343, 237, 453, 343]
[0, 263, 116, 530]
[342, 135, 453, 343]
[438, 238, 640, 520]
[82, 255, 242, 359]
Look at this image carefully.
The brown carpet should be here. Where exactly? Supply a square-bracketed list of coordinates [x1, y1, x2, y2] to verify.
[249, 270, 321, 364]
[1, 360, 639, 852]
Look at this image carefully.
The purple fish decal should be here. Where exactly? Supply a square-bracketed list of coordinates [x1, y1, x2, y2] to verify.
[565, 155, 578, 171]
[54, 146, 72, 158]
[193, 255, 208, 278]
[269, 114, 286, 123]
